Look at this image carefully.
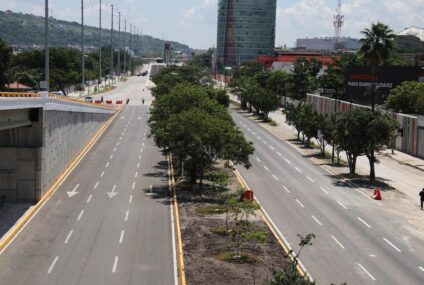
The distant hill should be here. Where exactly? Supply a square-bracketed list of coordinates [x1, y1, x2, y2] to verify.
[0, 10, 192, 57]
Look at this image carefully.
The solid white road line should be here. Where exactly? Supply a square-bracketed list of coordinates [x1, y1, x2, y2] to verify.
[307, 176, 314, 182]
[105, 162, 110, 168]
[94, 181, 99, 189]
[320, 186, 329, 194]
[100, 171, 105, 177]
[357, 217, 372, 228]
[285, 158, 292, 165]
[256, 157, 261, 163]
[331, 235, 345, 249]
[283, 186, 290, 193]
[125, 210, 129, 221]
[119, 230, 125, 244]
[264, 165, 270, 172]
[64, 230, 73, 244]
[86, 195, 92, 203]
[77, 210, 85, 221]
[135, 172, 138, 178]
[311, 215, 322, 226]
[337, 200, 348, 210]
[129, 195, 133, 204]
[357, 263, 376, 281]
[295, 167, 302, 173]
[132, 182, 135, 190]
[272, 174, 279, 181]
[383, 238, 402, 253]
[47, 256, 59, 274]
[419, 266, 424, 272]
[112, 256, 119, 273]
[295, 199, 305, 208]
[277, 151, 282, 157]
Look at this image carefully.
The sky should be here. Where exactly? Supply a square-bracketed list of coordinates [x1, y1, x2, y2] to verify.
[1, 0, 423, 49]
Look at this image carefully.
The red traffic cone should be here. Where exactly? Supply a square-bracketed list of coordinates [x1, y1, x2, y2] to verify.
[372, 188, 382, 200]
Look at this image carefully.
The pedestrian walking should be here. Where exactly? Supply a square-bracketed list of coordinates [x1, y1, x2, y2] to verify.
[101, 96, 104, 102]
[420, 188, 424, 210]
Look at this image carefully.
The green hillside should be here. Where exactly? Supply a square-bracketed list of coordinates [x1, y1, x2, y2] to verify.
[0, 10, 192, 57]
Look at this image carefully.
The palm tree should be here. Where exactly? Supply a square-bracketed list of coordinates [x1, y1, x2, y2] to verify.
[358, 22, 394, 182]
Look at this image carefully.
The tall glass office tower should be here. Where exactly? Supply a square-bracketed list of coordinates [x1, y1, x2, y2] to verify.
[216, 0, 277, 68]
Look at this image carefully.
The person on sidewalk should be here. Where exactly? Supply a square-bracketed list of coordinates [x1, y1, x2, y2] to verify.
[420, 188, 424, 210]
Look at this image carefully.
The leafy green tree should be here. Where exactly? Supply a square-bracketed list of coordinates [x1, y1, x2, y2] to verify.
[385, 81, 424, 114]
[316, 113, 334, 155]
[0, 37, 12, 90]
[190, 48, 214, 69]
[205, 87, 230, 107]
[232, 61, 266, 78]
[288, 57, 322, 99]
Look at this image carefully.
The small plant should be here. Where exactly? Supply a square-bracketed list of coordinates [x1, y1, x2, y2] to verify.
[207, 169, 229, 189]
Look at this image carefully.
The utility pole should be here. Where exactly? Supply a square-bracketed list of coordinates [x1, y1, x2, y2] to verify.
[98, 0, 102, 85]
[123, 19, 127, 75]
[117, 11, 121, 76]
[81, 0, 85, 90]
[110, 4, 114, 81]
[44, 0, 49, 93]
[129, 24, 132, 75]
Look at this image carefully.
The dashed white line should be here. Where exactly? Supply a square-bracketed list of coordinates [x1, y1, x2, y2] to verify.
[109, 154, 114, 159]
[119, 230, 125, 244]
[256, 157, 261, 163]
[105, 162, 110, 168]
[357, 263, 376, 281]
[295, 167, 302, 173]
[113, 147, 117, 152]
[138, 155, 142, 160]
[264, 165, 270, 172]
[419, 266, 424, 272]
[47, 256, 59, 274]
[257, 136, 262, 140]
[383, 238, 402, 253]
[64, 230, 73, 244]
[285, 158, 292, 165]
[112, 256, 119, 273]
[311, 215, 322, 226]
[142, 142, 145, 147]
[119, 136, 122, 141]
[320, 186, 329, 194]
[137, 162, 140, 168]
[252, 132, 256, 135]
[331, 235, 345, 249]
[337, 200, 348, 210]
[125, 210, 129, 221]
[307, 176, 314, 182]
[94, 181, 99, 189]
[263, 141, 268, 145]
[134, 172, 138, 178]
[116, 141, 120, 146]
[295, 199, 305, 208]
[86, 194, 92, 203]
[269, 145, 274, 150]
[283, 186, 290, 193]
[132, 182, 135, 190]
[129, 195, 133, 204]
[100, 171, 105, 177]
[272, 174, 279, 181]
[357, 217, 372, 228]
[77, 210, 85, 221]
[277, 152, 282, 157]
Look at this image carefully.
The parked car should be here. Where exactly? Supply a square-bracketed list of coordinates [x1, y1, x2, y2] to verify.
[85, 96, 94, 103]
[51, 91, 66, 96]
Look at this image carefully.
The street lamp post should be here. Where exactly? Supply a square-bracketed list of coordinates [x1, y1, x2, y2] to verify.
[81, 0, 85, 91]
[110, 4, 114, 85]
[124, 19, 127, 76]
[117, 11, 121, 77]
[44, 0, 49, 94]
[99, 0, 102, 86]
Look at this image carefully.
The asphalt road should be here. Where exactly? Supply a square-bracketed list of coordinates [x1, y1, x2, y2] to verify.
[0, 77, 176, 285]
[231, 109, 424, 285]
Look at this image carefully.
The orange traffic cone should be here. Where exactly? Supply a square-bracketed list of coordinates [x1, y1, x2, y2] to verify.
[372, 188, 382, 200]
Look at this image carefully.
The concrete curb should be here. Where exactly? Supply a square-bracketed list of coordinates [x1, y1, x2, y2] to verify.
[0, 106, 123, 253]
[230, 161, 314, 282]
[169, 154, 187, 285]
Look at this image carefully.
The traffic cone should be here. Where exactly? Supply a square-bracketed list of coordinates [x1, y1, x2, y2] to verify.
[372, 188, 382, 200]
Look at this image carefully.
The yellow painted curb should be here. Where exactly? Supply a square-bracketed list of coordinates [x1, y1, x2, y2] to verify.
[0, 107, 123, 253]
[169, 154, 187, 285]
[231, 162, 312, 281]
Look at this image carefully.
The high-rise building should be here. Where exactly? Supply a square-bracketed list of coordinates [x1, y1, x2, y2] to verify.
[216, 0, 277, 69]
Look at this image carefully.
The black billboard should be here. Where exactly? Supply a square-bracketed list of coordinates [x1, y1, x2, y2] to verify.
[345, 66, 424, 105]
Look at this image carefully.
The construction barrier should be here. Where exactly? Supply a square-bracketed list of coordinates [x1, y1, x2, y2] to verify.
[116, 100, 123, 104]
[240, 190, 254, 201]
[95, 100, 102, 104]
[106, 100, 112, 104]
[0, 92, 40, 97]
[372, 188, 382, 200]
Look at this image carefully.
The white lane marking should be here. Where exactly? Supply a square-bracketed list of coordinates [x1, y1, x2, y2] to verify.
[94, 181, 99, 189]
[120, 116, 125, 120]
[138, 155, 142, 160]
[109, 154, 114, 159]
[112, 256, 119, 273]
[129, 195, 133, 204]
[142, 142, 145, 147]
[285, 158, 292, 165]
[125, 211, 129, 221]
[383, 238, 402, 253]
[119, 230, 125, 244]
[272, 174, 279, 181]
[47, 256, 59, 274]
[105, 162, 110, 168]
[331, 235, 345, 249]
[357, 263, 376, 281]
[263, 141, 268, 145]
[121, 132, 125, 136]
[140, 147, 143, 153]
[256, 157, 261, 163]
[264, 165, 270, 172]
[143, 136, 146, 141]
[113, 147, 117, 152]
[357, 217, 372, 228]
[67, 184, 79, 198]
[295, 167, 302, 173]
[311, 215, 322, 226]
[320, 186, 329, 194]
[119, 136, 122, 141]
[116, 141, 120, 146]
[257, 136, 262, 140]
[307, 176, 314, 182]
[252, 131, 256, 135]
[132, 182, 135, 190]
[134, 172, 138, 178]
[295, 199, 305, 208]
[64, 230, 73, 244]
[269, 145, 274, 150]
[86, 194, 93, 203]
[77, 210, 85, 221]
[283, 186, 290, 193]
[247, 127, 251, 131]
[336, 200, 348, 209]
[137, 162, 140, 169]
[277, 152, 282, 157]
[419, 266, 424, 272]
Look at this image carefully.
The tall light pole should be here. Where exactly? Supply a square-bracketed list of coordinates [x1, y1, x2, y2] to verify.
[117, 11, 121, 76]
[129, 24, 132, 75]
[123, 19, 127, 75]
[98, 0, 102, 85]
[110, 4, 114, 80]
[44, 0, 49, 93]
[81, 0, 85, 90]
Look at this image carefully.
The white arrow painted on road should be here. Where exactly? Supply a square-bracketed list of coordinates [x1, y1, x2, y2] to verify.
[67, 184, 79, 198]
[107, 185, 119, 198]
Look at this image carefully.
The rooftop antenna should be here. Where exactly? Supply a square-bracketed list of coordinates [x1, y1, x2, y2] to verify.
[333, 0, 344, 51]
